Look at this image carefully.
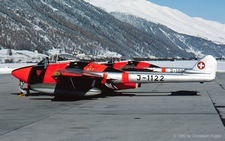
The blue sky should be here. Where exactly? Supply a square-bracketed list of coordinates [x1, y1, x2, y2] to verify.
[148, 0, 225, 24]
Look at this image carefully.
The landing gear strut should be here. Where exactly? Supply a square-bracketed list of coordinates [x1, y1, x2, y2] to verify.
[18, 81, 30, 96]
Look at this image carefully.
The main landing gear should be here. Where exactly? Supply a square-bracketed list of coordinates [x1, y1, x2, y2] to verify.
[18, 81, 30, 96]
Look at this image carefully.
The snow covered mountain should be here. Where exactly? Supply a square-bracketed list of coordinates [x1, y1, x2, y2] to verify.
[85, 0, 225, 44]
[111, 13, 225, 58]
[0, 0, 225, 58]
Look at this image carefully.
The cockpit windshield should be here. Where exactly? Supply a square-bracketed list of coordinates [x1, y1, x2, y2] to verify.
[37, 57, 49, 68]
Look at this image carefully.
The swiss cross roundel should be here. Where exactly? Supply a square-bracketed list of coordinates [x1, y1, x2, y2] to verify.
[197, 61, 205, 70]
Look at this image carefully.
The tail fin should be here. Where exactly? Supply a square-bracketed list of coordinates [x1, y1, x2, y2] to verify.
[192, 55, 217, 74]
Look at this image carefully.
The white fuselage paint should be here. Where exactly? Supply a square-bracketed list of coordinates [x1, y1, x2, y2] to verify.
[91, 71, 215, 84]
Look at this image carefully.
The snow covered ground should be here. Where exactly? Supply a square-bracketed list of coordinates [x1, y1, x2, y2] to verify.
[0, 49, 47, 63]
[0, 63, 34, 74]
[1, 60, 224, 74]
[1, 48, 224, 74]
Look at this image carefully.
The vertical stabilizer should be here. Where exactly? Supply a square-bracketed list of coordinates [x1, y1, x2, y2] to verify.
[192, 55, 217, 74]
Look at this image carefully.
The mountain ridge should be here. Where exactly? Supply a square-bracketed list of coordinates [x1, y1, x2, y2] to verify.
[85, 0, 225, 44]
[111, 12, 224, 57]
[0, 0, 224, 59]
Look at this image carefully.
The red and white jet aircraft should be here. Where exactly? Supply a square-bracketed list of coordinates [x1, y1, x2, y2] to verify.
[11, 55, 217, 96]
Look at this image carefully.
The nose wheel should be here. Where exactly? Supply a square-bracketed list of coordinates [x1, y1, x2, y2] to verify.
[18, 81, 30, 96]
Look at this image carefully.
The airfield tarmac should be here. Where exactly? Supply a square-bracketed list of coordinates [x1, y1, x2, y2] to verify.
[0, 73, 225, 141]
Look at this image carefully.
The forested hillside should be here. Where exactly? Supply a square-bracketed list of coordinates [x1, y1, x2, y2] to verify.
[0, 0, 224, 58]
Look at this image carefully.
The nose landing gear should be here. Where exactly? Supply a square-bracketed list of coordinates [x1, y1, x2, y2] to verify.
[18, 81, 30, 96]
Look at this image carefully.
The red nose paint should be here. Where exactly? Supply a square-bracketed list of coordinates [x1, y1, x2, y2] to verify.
[11, 66, 32, 83]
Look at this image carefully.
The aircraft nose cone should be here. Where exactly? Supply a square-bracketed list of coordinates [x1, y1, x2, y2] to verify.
[11, 66, 32, 83]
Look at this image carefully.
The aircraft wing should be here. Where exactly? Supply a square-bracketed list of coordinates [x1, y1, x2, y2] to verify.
[52, 68, 103, 78]
[52, 68, 119, 85]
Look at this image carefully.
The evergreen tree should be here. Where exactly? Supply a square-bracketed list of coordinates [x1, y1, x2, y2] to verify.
[7, 48, 12, 56]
